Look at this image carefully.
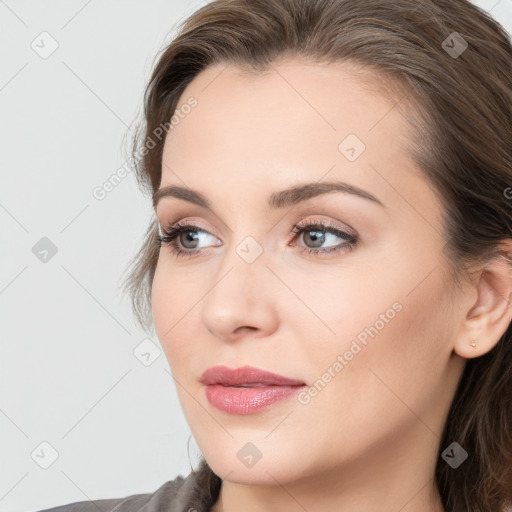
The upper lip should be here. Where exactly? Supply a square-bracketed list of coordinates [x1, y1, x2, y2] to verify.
[200, 365, 306, 386]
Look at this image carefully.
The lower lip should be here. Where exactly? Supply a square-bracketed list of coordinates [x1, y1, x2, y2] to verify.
[204, 384, 306, 414]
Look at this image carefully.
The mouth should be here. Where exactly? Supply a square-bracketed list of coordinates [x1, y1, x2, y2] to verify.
[199, 365, 307, 415]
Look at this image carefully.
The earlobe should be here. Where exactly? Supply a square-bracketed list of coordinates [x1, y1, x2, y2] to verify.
[453, 250, 512, 360]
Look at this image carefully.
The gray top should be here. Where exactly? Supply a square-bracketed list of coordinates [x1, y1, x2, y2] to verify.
[34, 468, 218, 512]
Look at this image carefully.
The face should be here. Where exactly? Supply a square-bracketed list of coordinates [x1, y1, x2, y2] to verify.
[151, 59, 464, 486]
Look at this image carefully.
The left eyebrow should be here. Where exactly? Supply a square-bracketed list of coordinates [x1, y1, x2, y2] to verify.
[152, 180, 385, 211]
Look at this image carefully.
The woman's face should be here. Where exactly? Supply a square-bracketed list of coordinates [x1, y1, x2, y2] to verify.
[152, 59, 466, 486]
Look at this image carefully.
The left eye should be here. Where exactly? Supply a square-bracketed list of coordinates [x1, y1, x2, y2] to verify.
[292, 224, 353, 250]
[290, 222, 357, 255]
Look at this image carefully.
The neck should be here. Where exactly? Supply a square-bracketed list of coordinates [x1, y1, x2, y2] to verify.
[211, 469, 444, 512]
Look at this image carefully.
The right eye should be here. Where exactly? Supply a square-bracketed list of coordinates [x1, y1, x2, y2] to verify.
[158, 222, 221, 258]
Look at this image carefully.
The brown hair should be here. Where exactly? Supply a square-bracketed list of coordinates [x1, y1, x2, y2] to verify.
[121, 0, 512, 510]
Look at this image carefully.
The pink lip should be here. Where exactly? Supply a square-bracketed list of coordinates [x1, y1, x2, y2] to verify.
[199, 365, 305, 386]
[200, 365, 306, 415]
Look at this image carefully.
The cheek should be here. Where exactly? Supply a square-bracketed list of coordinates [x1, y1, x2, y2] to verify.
[151, 263, 169, 339]
[151, 263, 189, 364]
[291, 261, 402, 365]
[151, 260, 210, 378]
[298, 257, 452, 424]
[151, 258, 193, 332]
[361, 281, 450, 416]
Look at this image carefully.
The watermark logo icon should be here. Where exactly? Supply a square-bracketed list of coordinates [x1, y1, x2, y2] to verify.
[32, 237, 58, 263]
[236, 236, 263, 264]
[441, 441, 468, 468]
[31, 31, 59, 59]
[338, 133, 366, 161]
[237, 442, 263, 468]
[133, 338, 161, 366]
[31, 441, 59, 469]
[442, 32, 468, 59]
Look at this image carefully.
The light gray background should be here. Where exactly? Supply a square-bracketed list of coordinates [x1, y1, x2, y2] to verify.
[1, 1, 511, 511]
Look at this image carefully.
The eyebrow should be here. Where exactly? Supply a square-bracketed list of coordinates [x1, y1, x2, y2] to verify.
[152, 181, 385, 211]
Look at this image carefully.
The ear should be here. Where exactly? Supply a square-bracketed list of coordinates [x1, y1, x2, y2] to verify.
[453, 244, 512, 359]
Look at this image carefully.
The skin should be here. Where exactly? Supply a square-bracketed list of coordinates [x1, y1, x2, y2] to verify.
[151, 59, 512, 512]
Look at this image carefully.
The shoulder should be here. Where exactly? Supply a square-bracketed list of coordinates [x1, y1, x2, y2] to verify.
[33, 470, 209, 512]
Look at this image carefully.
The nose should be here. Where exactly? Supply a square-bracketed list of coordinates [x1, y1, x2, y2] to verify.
[200, 242, 279, 343]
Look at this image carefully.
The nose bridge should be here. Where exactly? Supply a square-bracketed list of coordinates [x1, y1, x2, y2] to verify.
[216, 209, 270, 280]
[209, 230, 268, 302]
[200, 230, 277, 337]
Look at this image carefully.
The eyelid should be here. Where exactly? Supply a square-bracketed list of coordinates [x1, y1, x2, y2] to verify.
[292, 216, 357, 238]
[158, 218, 220, 239]
[157, 215, 356, 244]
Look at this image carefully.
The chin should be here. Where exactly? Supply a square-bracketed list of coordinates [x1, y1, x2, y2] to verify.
[200, 442, 309, 485]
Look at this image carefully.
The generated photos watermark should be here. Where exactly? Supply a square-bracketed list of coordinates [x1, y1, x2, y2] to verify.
[297, 301, 403, 405]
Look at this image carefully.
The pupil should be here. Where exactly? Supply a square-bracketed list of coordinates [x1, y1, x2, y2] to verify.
[181, 231, 199, 248]
[305, 230, 325, 248]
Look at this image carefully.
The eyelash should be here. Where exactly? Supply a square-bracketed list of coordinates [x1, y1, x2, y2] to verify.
[157, 220, 358, 259]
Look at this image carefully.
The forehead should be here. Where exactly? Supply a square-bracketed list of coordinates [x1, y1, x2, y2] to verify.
[159, 59, 438, 221]
[162, 58, 414, 169]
